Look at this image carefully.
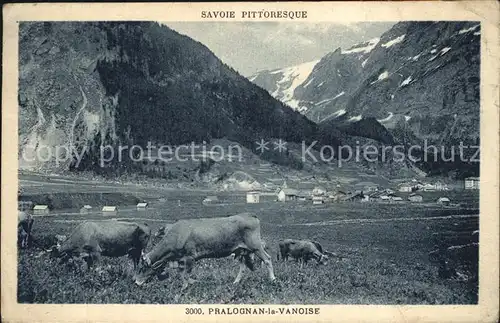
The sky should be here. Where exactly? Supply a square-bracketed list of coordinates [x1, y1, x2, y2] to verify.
[165, 22, 395, 76]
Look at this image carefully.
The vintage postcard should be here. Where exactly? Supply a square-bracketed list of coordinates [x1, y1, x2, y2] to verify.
[2, 1, 499, 322]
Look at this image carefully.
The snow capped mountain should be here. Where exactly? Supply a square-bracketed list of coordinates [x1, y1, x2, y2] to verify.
[250, 21, 480, 146]
[249, 60, 319, 112]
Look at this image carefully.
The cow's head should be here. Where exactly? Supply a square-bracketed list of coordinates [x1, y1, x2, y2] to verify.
[155, 226, 166, 238]
[318, 254, 329, 265]
[134, 252, 164, 286]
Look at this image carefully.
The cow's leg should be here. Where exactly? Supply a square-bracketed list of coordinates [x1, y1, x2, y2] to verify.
[82, 244, 101, 270]
[128, 248, 142, 272]
[233, 260, 247, 284]
[179, 257, 195, 291]
[253, 247, 276, 281]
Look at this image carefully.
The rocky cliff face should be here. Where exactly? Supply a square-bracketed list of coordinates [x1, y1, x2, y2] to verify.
[251, 21, 480, 147]
[18, 22, 316, 172]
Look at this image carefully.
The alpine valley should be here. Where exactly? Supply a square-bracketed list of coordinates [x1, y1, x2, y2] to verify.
[18, 21, 480, 189]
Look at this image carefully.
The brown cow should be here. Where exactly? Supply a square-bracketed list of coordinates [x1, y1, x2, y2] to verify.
[18, 211, 34, 249]
[278, 239, 329, 265]
[53, 221, 151, 270]
[134, 213, 275, 288]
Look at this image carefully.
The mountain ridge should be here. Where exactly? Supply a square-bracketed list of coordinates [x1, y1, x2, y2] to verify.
[251, 21, 480, 148]
[18, 21, 317, 174]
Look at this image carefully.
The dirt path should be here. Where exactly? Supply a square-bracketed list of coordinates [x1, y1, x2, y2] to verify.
[51, 214, 479, 226]
[278, 214, 479, 226]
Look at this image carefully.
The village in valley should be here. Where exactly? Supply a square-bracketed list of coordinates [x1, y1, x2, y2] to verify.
[203, 176, 480, 208]
[19, 176, 481, 216]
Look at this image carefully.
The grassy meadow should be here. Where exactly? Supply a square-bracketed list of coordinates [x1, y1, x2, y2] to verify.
[17, 190, 479, 304]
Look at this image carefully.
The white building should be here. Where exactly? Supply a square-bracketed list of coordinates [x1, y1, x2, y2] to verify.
[80, 205, 92, 214]
[102, 206, 118, 215]
[398, 183, 413, 192]
[437, 197, 451, 206]
[464, 177, 480, 190]
[202, 196, 219, 205]
[312, 195, 324, 205]
[33, 205, 49, 216]
[312, 186, 327, 196]
[246, 191, 260, 203]
[277, 188, 298, 202]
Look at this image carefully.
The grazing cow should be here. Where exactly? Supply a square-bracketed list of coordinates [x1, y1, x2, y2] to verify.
[53, 221, 151, 270]
[134, 213, 275, 287]
[18, 211, 34, 249]
[278, 239, 329, 265]
[152, 224, 173, 245]
[233, 240, 271, 267]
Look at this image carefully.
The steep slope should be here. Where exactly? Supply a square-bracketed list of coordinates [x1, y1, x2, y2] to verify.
[251, 21, 480, 147]
[18, 22, 317, 173]
[249, 60, 320, 112]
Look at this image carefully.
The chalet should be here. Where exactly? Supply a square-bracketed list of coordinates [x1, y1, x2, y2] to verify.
[330, 190, 348, 202]
[408, 193, 423, 202]
[203, 196, 219, 205]
[246, 191, 260, 204]
[312, 195, 325, 205]
[137, 202, 149, 210]
[277, 188, 299, 202]
[437, 197, 451, 206]
[435, 181, 448, 191]
[367, 191, 384, 202]
[422, 183, 437, 191]
[80, 205, 93, 214]
[102, 206, 118, 215]
[312, 186, 327, 196]
[342, 191, 364, 202]
[464, 177, 480, 190]
[296, 190, 310, 202]
[33, 205, 49, 216]
[398, 183, 414, 192]
[391, 196, 404, 202]
[379, 195, 391, 201]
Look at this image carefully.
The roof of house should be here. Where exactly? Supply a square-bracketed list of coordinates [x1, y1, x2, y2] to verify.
[137, 202, 148, 207]
[33, 205, 48, 210]
[297, 190, 312, 197]
[465, 177, 480, 180]
[343, 192, 364, 200]
[102, 206, 117, 211]
[280, 188, 299, 195]
[437, 197, 450, 202]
